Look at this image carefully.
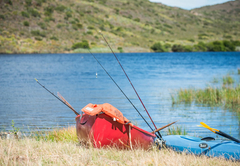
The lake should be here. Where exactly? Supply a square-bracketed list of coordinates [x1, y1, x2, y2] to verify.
[0, 52, 239, 139]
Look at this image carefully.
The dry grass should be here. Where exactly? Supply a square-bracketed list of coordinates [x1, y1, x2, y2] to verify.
[0, 131, 239, 165]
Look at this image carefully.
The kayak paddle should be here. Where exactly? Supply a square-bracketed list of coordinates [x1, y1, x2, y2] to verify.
[151, 121, 178, 134]
[198, 122, 240, 143]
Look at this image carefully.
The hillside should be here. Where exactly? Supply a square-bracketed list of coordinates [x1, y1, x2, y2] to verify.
[0, 0, 239, 54]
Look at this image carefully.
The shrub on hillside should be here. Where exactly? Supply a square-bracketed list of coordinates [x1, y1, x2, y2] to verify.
[4, 0, 12, 5]
[151, 42, 167, 52]
[55, 5, 66, 12]
[35, 36, 42, 41]
[25, 0, 32, 6]
[65, 11, 72, 20]
[50, 36, 58, 41]
[134, 18, 140, 22]
[21, 11, 30, 18]
[28, 8, 41, 17]
[44, 6, 54, 16]
[172, 44, 185, 52]
[207, 41, 226, 52]
[223, 40, 235, 51]
[118, 47, 123, 53]
[38, 22, 47, 29]
[72, 40, 90, 50]
[193, 42, 207, 52]
[23, 21, 29, 26]
[0, 14, 5, 20]
[36, 0, 42, 6]
[31, 30, 46, 37]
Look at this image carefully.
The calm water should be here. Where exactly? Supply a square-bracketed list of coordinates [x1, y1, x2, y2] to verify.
[0, 52, 240, 139]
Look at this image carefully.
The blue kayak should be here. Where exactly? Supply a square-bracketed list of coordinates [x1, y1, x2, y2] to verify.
[162, 135, 240, 160]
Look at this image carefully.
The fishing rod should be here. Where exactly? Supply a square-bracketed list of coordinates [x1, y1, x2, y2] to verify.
[88, 49, 155, 133]
[99, 32, 162, 137]
[34, 78, 79, 116]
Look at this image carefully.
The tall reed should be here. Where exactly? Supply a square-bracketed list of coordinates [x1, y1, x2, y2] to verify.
[172, 76, 240, 113]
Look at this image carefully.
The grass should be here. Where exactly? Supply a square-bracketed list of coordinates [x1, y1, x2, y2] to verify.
[172, 75, 240, 114]
[167, 126, 188, 135]
[32, 126, 78, 143]
[0, 126, 239, 165]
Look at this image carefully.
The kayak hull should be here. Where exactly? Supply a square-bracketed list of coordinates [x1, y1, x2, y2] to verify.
[76, 113, 156, 149]
[163, 135, 240, 160]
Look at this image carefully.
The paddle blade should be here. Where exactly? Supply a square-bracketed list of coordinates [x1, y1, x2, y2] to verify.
[152, 121, 178, 133]
[199, 122, 216, 133]
[57, 92, 79, 115]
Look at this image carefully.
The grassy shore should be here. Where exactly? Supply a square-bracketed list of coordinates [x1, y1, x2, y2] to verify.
[0, 126, 239, 165]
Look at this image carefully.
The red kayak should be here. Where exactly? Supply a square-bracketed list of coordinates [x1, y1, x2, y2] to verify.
[75, 103, 156, 149]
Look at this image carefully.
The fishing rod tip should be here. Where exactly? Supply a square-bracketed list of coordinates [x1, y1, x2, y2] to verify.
[34, 78, 38, 82]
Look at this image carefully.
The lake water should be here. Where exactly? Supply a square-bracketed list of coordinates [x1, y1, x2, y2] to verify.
[0, 52, 239, 139]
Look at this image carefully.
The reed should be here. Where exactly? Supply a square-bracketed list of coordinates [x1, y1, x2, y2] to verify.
[223, 75, 234, 85]
[172, 76, 240, 113]
[167, 126, 188, 135]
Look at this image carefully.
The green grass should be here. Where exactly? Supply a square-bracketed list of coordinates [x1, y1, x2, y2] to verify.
[172, 75, 240, 114]
[32, 126, 78, 143]
[167, 126, 188, 135]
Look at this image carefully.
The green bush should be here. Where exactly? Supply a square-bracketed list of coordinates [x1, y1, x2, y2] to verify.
[44, 6, 54, 16]
[31, 30, 46, 37]
[65, 11, 72, 20]
[133, 18, 140, 22]
[44, 17, 55, 22]
[72, 40, 90, 49]
[163, 24, 172, 29]
[55, 5, 66, 12]
[193, 42, 207, 52]
[23, 21, 29, 26]
[188, 39, 195, 42]
[57, 24, 63, 28]
[223, 40, 235, 51]
[117, 47, 124, 53]
[99, 0, 107, 5]
[87, 31, 93, 35]
[38, 22, 47, 29]
[88, 26, 95, 30]
[21, 11, 30, 18]
[76, 23, 83, 29]
[151, 42, 167, 52]
[232, 40, 240, 46]
[207, 41, 226, 52]
[4, 0, 12, 5]
[25, 0, 32, 6]
[184, 45, 193, 52]
[50, 36, 58, 41]
[28, 8, 41, 17]
[0, 14, 5, 20]
[172, 44, 185, 52]
[35, 36, 42, 41]
[36, 0, 42, 6]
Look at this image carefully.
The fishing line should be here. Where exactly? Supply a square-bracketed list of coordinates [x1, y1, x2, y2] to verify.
[88, 49, 155, 132]
[99, 32, 161, 137]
